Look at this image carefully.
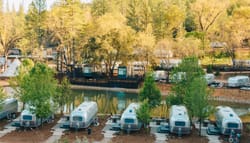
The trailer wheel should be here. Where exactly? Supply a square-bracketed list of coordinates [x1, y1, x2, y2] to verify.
[228, 137, 234, 143]
[11, 113, 16, 119]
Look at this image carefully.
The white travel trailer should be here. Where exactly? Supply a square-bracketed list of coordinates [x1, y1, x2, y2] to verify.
[227, 76, 249, 87]
[120, 103, 141, 131]
[69, 101, 98, 129]
[0, 98, 18, 120]
[169, 105, 191, 135]
[205, 73, 215, 85]
[169, 72, 186, 83]
[153, 70, 167, 81]
[20, 106, 54, 128]
[215, 106, 243, 135]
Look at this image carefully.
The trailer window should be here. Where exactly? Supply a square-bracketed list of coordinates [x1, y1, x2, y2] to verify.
[23, 115, 32, 120]
[175, 121, 185, 126]
[125, 118, 134, 124]
[73, 116, 83, 121]
[227, 123, 239, 128]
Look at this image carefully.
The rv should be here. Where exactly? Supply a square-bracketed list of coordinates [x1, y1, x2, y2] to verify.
[169, 72, 186, 83]
[0, 98, 18, 120]
[20, 106, 54, 128]
[205, 73, 215, 85]
[169, 105, 191, 135]
[120, 103, 141, 131]
[215, 106, 243, 135]
[153, 70, 167, 81]
[69, 101, 98, 129]
[227, 76, 249, 87]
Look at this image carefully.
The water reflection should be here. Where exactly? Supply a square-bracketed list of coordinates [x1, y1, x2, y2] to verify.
[68, 89, 250, 117]
[68, 89, 138, 114]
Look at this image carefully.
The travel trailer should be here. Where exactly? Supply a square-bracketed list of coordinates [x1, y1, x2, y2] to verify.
[205, 73, 215, 85]
[69, 101, 98, 129]
[215, 106, 243, 135]
[0, 98, 18, 120]
[169, 105, 191, 135]
[227, 76, 249, 87]
[169, 72, 186, 83]
[120, 103, 141, 131]
[153, 70, 167, 81]
[20, 106, 54, 128]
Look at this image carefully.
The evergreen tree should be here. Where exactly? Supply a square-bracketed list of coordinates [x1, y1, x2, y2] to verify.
[167, 56, 212, 136]
[136, 100, 151, 129]
[24, 0, 47, 58]
[168, 56, 204, 104]
[139, 72, 161, 108]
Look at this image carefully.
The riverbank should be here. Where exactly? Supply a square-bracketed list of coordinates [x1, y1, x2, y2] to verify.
[1, 78, 250, 105]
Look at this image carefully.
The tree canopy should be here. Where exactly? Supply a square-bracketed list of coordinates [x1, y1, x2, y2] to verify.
[17, 63, 57, 118]
[0, 0, 249, 75]
[139, 72, 161, 108]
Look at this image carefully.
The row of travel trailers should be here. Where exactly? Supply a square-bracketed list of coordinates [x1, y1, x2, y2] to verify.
[120, 104, 243, 136]
[19, 101, 98, 129]
[0, 99, 243, 136]
[168, 105, 243, 136]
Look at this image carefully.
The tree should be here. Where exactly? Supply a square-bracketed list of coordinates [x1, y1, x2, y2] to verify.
[0, 8, 23, 71]
[174, 37, 202, 58]
[18, 63, 57, 120]
[93, 12, 135, 77]
[152, 0, 186, 40]
[46, 0, 87, 66]
[136, 100, 151, 130]
[23, 0, 47, 59]
[168, 56, 212, 136]
[126, 0, 143, 32]
[190, 0, 229, 50]
[169, 56, 204, 105]
[133, 25, 156, 72]
[91, 0, 111, 17]
[216, 5, 250, 67]
[185, 76, 212, 136]
[9, 58, 35, 97]
[139, 72, 161, 108]
[54, 77, 71, 115]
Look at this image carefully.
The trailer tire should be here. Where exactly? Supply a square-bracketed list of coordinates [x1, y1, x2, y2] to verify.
[229, 137, 234, 143]
[11, 113, 16, 119]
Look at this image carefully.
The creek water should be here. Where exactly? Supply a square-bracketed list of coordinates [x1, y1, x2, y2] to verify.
[69, 89, 250, 116]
